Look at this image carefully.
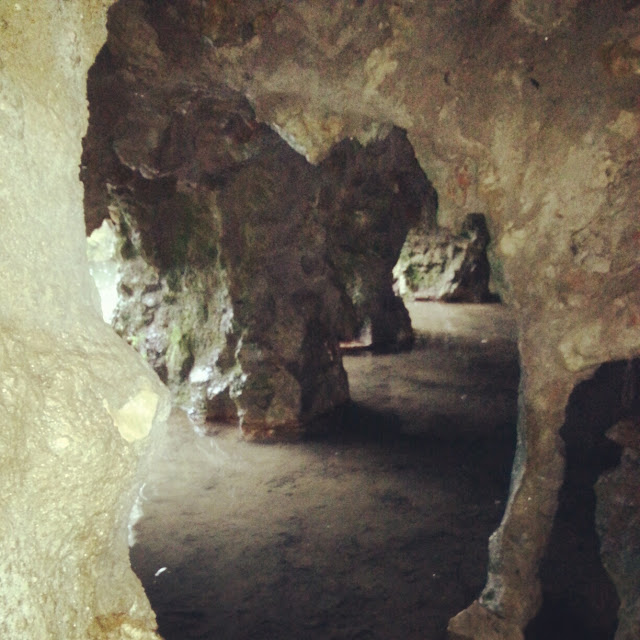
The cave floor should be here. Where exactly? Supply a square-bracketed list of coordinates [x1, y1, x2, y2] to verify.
[130, 302, 519, 640]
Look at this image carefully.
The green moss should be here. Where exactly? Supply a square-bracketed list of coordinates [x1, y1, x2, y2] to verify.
[158, 193, 221, 271]
[165, 322, 197, 382]
[403, 263, 422, 290]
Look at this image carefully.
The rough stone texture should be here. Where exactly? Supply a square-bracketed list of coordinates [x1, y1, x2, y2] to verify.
[448, 600, 524, 640]
[107, 185, 244, 425]
[180, 1, 640, 634]
[83, 0, 435, 437]
[395, 213, 494, 303]
[79, 0, 640, 635]
[0, 1, 169, 638]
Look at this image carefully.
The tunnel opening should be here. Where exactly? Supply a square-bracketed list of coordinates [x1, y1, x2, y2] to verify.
[126, 300, 519, 640]
[81, 2, 521, 638]
[526, 358, 640, 640]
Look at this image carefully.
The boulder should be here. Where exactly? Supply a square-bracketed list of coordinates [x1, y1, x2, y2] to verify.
[395, 213, 494, 303]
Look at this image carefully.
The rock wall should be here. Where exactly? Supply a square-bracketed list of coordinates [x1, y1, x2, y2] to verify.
[78, 0, 640, 636]
[172, 0, 639, 636]
[83, 0, 435, 439]
[394, 213, 494, 303]
[0, 1, 169, 638]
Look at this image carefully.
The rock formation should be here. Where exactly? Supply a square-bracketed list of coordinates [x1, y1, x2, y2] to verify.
[394, 213, 495, 303]
[3, 0, 640, 637]
[83, 0, 639, 637]
[0, 1, 169, 638]
[82, 0, 435, 439]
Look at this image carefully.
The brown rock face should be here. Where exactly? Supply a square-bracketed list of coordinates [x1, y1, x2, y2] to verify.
[82, 0, 435, 439]
[80, 0, 640, 636]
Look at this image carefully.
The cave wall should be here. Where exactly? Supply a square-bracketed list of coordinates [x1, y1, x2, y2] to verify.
[82, 0, 436, 439]
[0, 1, 169, 637]
[185, 0, 640, 637]
[75, 0, 640, 637]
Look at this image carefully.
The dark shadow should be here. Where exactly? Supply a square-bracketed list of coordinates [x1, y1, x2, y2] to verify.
[525, 360, 640, 640]
[306, 402, 405, 444]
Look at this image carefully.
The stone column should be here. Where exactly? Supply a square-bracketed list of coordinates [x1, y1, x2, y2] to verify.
[448, 328, 574, 640]
[0, 1, 169, 638]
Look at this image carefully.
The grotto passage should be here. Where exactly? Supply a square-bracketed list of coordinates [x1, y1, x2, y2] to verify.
[3, 2, 640, 639]
[129, 302, 519, 640]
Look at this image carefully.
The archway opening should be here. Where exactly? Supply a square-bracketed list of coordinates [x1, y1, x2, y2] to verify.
[82, 1, 520, 638]
[526, 358, 640, 640]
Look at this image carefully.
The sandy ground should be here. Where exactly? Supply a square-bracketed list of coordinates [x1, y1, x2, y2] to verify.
[130, 302, 519, 640]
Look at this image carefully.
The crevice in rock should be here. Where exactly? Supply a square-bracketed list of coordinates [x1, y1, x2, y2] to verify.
[526, 359, 640, 640]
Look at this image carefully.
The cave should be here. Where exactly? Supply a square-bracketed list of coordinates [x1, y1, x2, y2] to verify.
[1, 1, 639, 640]
[526, 358, 640, 640]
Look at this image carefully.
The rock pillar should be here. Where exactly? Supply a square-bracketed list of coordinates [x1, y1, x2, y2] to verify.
[448, 328, 573, 640]
[0, 1, 169, 638]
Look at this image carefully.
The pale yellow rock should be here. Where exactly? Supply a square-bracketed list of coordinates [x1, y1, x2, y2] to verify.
[0, 1, 168, 638]
[559, 320, 604, 371]
[499, 227, 528, 257]
[607, 110, 640, 140]
[447, 600, 524, 640]
[364, 46, 398, 94]
[105, 382, 160, 443]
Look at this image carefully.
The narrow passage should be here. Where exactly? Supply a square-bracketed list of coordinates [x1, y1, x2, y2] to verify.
[130, 302, 518, 640]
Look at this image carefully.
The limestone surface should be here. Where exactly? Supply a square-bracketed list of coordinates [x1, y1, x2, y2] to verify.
[395, 213, 494, 303]
[83, 0, 435, 438]
[0, 1, 169, 638]
[79, 0, 640, 635]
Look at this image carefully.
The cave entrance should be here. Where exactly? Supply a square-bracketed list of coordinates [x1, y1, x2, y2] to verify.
[83, 2, 520, 637]
[526, 358, 640, 640]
